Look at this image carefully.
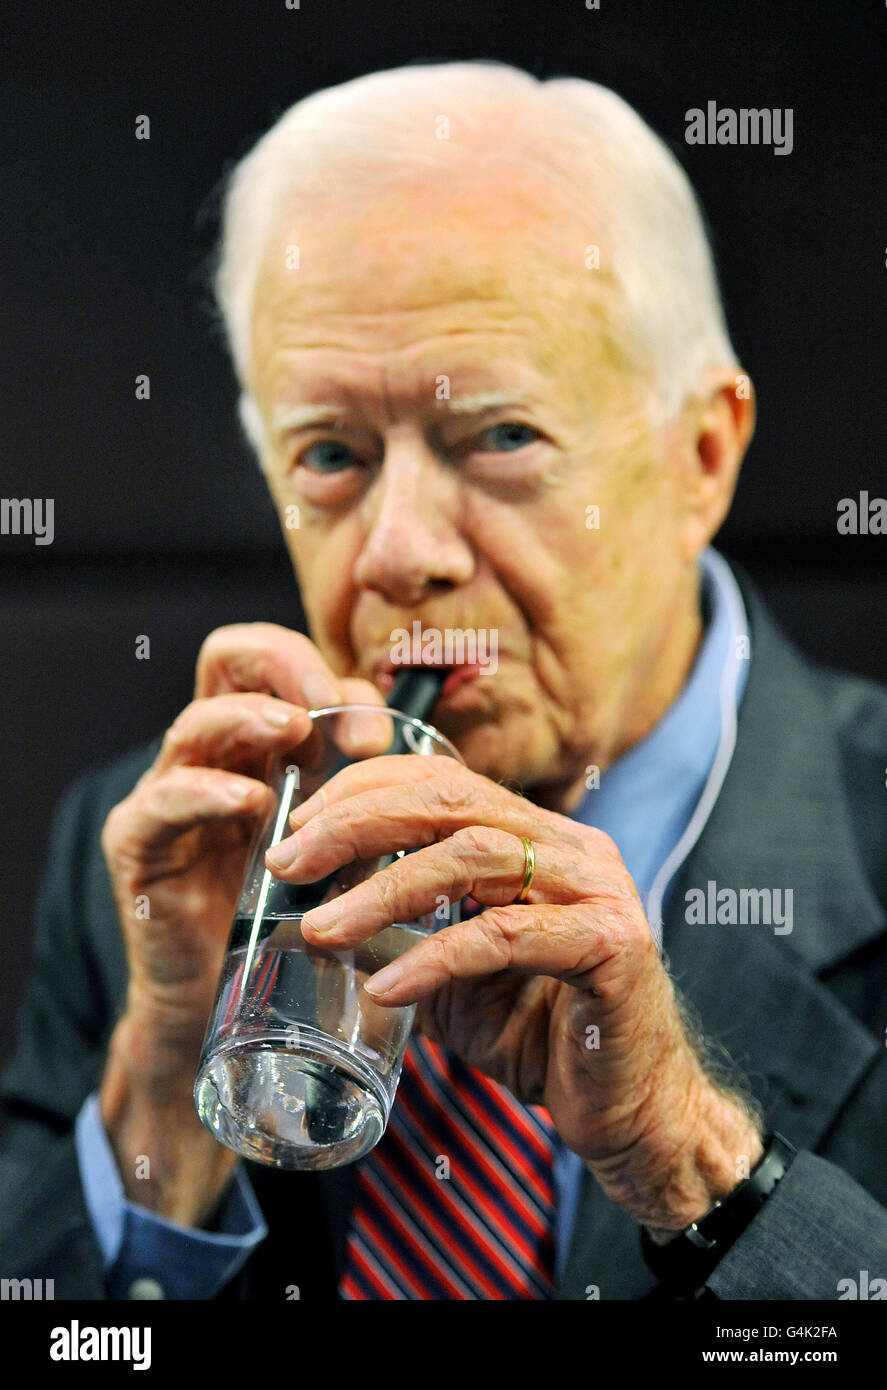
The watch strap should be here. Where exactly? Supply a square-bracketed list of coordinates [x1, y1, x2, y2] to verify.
[640, 1131, 798, 1296]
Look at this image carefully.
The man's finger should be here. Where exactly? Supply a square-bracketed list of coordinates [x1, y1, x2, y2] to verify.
[298, 825, 620, 946]
[270, 765, 591, 878]
[153, 693, 313, 773]
[102, 766, 272, 861]
[193, 622, 388, 754]
[358, 903, 613, 1006]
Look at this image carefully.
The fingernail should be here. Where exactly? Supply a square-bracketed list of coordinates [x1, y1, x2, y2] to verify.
[364, 962, 403, 996]
[262, 703, 292, 728]
[265, 838, 298, 870]
[225, 779, 252, 802]
[301, 671, 340, 710]
[303, 899, 343, 932]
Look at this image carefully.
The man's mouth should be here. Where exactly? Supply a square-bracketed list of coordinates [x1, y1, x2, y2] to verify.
[374, 658, 484, 700]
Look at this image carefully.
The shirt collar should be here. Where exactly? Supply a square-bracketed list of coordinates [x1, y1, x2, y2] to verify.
[571, 548, 750, 947]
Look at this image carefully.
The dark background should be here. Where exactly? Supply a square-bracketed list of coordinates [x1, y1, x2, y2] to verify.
[2, 0, 886, 1059]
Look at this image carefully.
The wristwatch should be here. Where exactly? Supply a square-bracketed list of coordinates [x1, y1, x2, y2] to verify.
[640, 1131, 798, 1296]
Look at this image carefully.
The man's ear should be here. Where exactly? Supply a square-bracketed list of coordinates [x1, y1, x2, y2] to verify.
[680, 366, 756, 561]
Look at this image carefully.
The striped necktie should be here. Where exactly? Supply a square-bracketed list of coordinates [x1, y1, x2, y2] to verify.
[339, 895, 558, 1301]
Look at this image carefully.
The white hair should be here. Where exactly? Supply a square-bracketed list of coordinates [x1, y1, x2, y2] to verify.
[212, 61, 739, 456]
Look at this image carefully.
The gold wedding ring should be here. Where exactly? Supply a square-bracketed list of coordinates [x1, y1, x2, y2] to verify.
[516, 836, 536, 903]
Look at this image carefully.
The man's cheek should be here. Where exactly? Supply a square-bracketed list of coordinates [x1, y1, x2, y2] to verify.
[311, 553, 361, 646]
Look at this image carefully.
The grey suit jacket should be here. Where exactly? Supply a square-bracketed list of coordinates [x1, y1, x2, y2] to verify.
[2, 568, 887, 1299]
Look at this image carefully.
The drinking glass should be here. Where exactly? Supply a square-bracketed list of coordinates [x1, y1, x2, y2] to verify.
[194, 704, 463, 1170]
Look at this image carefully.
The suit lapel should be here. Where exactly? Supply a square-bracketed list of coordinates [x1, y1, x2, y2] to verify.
[557, 574, 884, 1299]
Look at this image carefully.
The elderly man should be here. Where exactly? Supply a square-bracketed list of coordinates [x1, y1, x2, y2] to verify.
[2, 61, 886, 1302]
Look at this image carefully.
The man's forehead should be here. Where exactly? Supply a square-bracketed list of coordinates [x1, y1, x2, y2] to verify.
[253, 155, 609, 315]
[254, 243, 579, 342]
[256, 248, 528, 327]
[247, 159, 634, 417]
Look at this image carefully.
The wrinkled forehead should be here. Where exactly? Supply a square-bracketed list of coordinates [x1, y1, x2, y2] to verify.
[249, 157, 633, 389]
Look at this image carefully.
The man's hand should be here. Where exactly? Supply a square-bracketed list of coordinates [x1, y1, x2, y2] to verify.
[267, 754, 763, 1235]
[98, 623, 388, 1225]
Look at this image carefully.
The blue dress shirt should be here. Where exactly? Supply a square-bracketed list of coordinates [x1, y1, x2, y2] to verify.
[75, 547, 750, 1297]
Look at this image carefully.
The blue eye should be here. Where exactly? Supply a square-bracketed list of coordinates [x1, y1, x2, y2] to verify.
[478, 422, 539, 452]
[301, 440, 357, 473]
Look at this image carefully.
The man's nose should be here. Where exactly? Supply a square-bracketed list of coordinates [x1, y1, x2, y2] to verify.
[352, 440, 475, 605]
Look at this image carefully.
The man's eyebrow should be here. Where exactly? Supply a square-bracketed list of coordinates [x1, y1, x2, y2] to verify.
[271, 404, 346, 436]
[447, 388, 534, 415]
[270, 389, 535, 436]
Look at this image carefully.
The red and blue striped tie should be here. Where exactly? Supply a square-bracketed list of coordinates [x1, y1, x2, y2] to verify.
[339, 998, 559, 1299]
